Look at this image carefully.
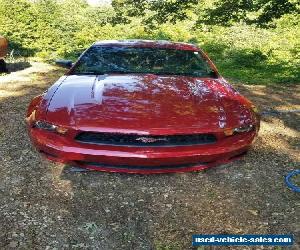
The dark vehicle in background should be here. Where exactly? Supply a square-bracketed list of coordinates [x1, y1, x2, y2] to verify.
[0, 35, 8, 73]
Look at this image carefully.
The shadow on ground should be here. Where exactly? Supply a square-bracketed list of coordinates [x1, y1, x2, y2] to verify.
[235, 84, 300, 132]
[7, 61, 31, 73]
[0, 63, 299, 249]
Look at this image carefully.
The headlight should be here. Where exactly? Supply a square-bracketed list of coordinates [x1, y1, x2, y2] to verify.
[233, 124, 254, 133]
[35, 120, 56, 131]
[34, 120, 68, 134]
[224, 124, 255, 136]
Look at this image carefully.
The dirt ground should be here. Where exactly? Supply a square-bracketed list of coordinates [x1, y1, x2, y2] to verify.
[0, 62, 299, 249]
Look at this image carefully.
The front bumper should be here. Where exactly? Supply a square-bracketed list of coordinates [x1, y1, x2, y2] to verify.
[28, 127, 257, 174]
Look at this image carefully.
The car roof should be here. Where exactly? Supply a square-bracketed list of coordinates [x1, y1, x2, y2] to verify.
[92, 40, 199, 51]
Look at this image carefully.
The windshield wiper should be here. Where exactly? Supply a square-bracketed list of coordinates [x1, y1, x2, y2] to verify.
[72, 71, 214, 77]
[152, 72, 193, 76]
[72, 70, 139, 75]
[104, 70, 136, 74]
[72, 72, 103, 75]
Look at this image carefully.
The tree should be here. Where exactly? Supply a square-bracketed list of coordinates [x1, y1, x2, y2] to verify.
[111, 0, 299, 27]
[200, 0, 299, 26]
[111, 0, 198, 27]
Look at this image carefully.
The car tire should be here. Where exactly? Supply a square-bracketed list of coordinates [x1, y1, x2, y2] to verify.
[0, 59, 8, 73]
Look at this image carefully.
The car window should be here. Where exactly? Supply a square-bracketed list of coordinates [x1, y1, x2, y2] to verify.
[72, 46, 217, 77]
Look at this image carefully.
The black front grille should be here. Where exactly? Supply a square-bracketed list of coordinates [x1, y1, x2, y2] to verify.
[75, 161, 210, 170]
[75, 132, 217, 147]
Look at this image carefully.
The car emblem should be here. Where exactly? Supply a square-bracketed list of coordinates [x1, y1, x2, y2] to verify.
[136, 137, 168, 143]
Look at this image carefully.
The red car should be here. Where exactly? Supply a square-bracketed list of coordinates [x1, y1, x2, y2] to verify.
[26, 40, 260, 174]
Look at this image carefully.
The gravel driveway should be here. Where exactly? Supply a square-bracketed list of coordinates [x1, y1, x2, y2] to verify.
[0, 62, 299, 249]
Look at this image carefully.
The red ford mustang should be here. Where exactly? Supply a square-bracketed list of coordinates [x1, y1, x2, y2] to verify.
[26, 40, 260, 174]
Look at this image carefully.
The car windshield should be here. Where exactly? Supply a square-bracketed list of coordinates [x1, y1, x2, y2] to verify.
[71, 46, 217, 77]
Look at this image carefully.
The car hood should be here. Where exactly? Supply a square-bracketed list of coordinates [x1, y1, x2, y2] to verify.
[45, 74, 254, 134]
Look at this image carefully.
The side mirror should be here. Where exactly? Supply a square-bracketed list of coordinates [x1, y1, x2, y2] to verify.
[55, 59, 73, 69]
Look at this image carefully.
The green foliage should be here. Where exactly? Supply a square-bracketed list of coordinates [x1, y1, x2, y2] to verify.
[197, 23, 300, 84]
[111, 0, 198, 28]
[0, 0, 299, 84]
[0, 0, 116, 59]
[111, 0, 299, 27]
[200, 0, 299, 26]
